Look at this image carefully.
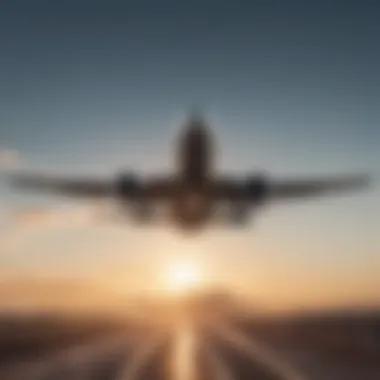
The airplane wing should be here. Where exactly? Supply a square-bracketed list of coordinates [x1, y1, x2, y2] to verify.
[215, 174, 370, 203]
[9, 172, 115, 198]
[268, 174, 371, 200]
[9, 171, 176, 200]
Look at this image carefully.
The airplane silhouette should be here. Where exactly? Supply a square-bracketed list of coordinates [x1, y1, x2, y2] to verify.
[9, 112, 370, 231]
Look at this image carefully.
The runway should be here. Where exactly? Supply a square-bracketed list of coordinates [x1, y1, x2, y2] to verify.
[1, 314, 376, 380]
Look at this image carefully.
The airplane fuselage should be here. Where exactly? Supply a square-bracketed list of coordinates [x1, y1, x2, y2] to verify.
[172, 117, 215, 229]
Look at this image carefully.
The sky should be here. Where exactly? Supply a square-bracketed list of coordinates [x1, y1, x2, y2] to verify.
[0, 0, 379, 312]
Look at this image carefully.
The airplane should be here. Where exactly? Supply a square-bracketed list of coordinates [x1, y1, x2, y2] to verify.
[8, 112, 370, 231]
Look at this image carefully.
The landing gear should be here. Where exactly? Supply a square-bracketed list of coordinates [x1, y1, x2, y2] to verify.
[131, 201, 153, 222]
[117, 200, 153, 223]
[231, 202, 250, 225]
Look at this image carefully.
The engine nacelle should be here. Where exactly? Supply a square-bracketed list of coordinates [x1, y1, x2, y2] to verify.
[229, 175, 268, 224]
[245, 175, 268, 203]
[115, 172, 155, 221]
[115, 172, 142, 198]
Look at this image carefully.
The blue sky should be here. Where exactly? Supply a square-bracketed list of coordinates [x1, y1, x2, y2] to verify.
[0, 1, 379, 311]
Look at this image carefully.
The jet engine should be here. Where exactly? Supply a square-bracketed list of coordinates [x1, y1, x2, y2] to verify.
[115, 172, 141, 198]
[229, 175, 268, 224]
[115, 172, 153, 221]
[245, 175, 268, 203]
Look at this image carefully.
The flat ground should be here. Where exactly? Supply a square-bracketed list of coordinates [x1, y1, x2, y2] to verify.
[0, 311, 378, 380]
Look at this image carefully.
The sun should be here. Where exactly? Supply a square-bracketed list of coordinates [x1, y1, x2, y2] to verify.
[164, 259, 202, 295]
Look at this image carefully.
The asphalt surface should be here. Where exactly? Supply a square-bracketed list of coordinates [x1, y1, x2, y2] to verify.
[0, 319, 311, 380]
[0, 318, 377, 380]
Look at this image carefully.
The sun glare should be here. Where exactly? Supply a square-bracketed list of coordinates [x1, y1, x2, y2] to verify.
[164, 260, 202, 295]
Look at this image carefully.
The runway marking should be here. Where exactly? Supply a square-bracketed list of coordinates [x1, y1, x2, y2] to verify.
[170, 323, 198, 380]
[114, 332, 168, 380]
[202, 342, 235, 380]
[210, 320, 309, 380]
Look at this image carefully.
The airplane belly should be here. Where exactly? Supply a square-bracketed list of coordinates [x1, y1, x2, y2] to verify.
[172, 190, 212, 228]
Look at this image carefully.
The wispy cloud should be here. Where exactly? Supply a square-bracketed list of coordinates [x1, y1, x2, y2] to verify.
[11, 204, 111, 229]
[0, 148, 23, 171]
